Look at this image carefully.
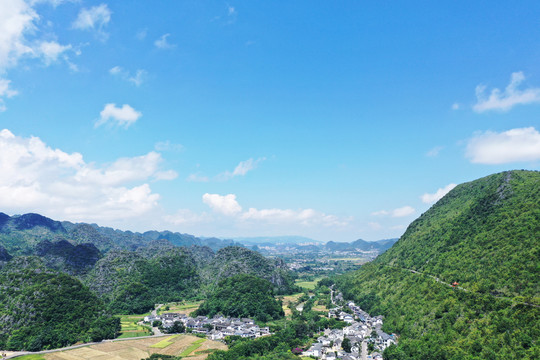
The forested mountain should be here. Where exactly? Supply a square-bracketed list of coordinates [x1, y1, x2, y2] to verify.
[0, 257, 120, 351]
[0, 215, 299, 315]
[336, 170, 539, 359]
[195, 274, 285, 322]
[84, 247, 200, 314]
[0, 213, 240, 256]
[202, 246, 299, 295]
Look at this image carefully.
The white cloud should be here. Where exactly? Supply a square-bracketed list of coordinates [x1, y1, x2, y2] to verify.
[154, 170, 178, 181]
[452, 103, 460, 110]
[0, 78, 18, 112]
[73, 151, 174, 186]
[0, 0, 74, 110]
[154, 34, 175, 49]
[72, 4, 111, 40]
[38, 41, 71, 65]
[218, 157, 265, 180]
[466, 127, 540, 164]
[0, 129, 175, 223]
[109, 65, 122, 75]
[202, 193, 350, 227]
[109, 66, 147, 86]
[202, 193, 242, 216]
[421, 183, 457, 204]
[426, 146, 443, 157]
[392, 206, 415, 217]
[96, 103, 142, 128]
[0, 0, 36, 70]
[372, 206, 415, 218]
[233, 158, 264, 176]
[128, 69, 146, 86]
[473, 71, 540, 112]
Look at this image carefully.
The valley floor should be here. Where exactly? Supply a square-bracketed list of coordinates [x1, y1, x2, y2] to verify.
[4, 334, 226, 360]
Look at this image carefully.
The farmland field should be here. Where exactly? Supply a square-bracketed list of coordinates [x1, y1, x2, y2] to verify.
[280, 293, 303, 316]
[158, 301, 203, 316]
[117, 314, 152, 338]
[38, 335, 226, 360]
[295, 277, 323, 290]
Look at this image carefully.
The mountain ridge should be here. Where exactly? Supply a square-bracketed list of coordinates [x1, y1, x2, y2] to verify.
[336, 170, 539, 359]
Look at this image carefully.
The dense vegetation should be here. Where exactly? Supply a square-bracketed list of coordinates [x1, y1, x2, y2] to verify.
[0, 258, 120, 351]
[203, 246, 299, 295]
[196, 274, 284, 322]
[84, 248, 200, 314]
[0, 212, 239, 256]
[336, 170, 539, 359]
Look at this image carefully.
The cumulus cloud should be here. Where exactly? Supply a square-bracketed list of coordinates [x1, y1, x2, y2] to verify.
[154, 34, 175, 49]
[0, 0, 36, 70]
[0, 129, 175, 222]
[372, 206, 415, 218]
[0, 0, 74, 109]
[202, 193, 350, 227]
[242, 208, 349, 227]
[96, 103, 142, 128]
[421, 183, 457, 204]
[72, 3, 111, 40]
[202, 193, 242, 216]
[38, 41, 72, 65]
[74, 151, 175, 186]
[466, 127, 540, 164]
[474, 72, 540, 112]
[109, 66, 147, 86]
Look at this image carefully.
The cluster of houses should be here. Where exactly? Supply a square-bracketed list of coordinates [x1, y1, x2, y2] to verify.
[143, 313, 271, 340]
[302, 301, 397, 360]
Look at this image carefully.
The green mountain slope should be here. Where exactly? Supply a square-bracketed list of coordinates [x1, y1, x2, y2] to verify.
[203, 246, 298, 294]
[0, 258, 120, 351]
[196, 274, 285, 322]
[84, 247, 200, 314]
[337, 170, 539, 359]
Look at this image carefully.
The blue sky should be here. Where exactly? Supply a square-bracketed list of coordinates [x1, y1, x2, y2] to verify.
[0, 0, 539, 241]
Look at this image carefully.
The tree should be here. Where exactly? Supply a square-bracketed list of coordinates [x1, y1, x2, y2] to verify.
[167, 321, 185, 334]
[342, 337, 352, 353]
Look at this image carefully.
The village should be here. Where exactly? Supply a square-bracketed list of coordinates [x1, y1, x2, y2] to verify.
[143, 313, 272, 340]
[301, 289, 397, 360]
[144, 289, 397, 360]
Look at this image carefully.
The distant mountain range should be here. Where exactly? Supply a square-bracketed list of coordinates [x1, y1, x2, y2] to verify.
[0, 212, 241, 256]
[233, 235, 323, 245]
[237, 236, 398, 253]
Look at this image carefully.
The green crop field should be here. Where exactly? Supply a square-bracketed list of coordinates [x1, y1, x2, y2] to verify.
[179, 338, 206, 356]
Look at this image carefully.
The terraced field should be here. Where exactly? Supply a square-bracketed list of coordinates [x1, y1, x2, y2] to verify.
[117, 314, 152, 338]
